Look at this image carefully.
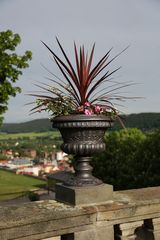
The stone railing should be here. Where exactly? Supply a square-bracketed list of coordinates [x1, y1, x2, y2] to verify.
[1, 186, 160, 240]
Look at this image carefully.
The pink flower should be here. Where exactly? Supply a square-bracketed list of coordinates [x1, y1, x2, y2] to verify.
[84, 101, 91, 107]
[76, 105, 84, 113]
[94, 105, 102, 113]
[84, 109, 93, 115]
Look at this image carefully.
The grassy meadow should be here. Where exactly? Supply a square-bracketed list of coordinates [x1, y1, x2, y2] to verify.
[0, 131, 60, 140]
[0, 169, 46, 201]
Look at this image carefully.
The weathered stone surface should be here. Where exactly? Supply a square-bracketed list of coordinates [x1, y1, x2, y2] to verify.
[74, 226, 114, 240]
[0, 186, 160, 239]
[152, 217, 160, 240]
[120, 221, 143, 235]
[55, 183, 113, 206]
[116, 220, 143, 239]
[96, 187, 160, 224]
[0, 200, 97, 240]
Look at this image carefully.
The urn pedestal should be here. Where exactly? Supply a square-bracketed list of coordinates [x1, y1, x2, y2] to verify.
[53, 114, 114, 205]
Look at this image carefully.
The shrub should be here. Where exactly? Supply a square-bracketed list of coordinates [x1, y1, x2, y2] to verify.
[28, 191, 40, 201]
[92, 128, 146, 190]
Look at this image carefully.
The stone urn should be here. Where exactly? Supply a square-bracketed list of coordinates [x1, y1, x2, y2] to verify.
[53, 114, 113, 187]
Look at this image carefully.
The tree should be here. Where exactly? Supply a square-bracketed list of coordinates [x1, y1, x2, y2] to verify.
[134, 129, 160, 187]
[92, 128, 160, 190]
[0, 30, 32, 126]
[92, 128, 146, 190]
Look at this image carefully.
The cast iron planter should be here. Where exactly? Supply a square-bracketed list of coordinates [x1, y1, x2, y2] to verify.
[53, 114, 113, 187]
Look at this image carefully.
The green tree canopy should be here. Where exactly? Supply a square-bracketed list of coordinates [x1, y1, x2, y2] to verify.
[92, 128, 146, 190]
[92, 128, 160, 190]
[0, 30, 32, 125]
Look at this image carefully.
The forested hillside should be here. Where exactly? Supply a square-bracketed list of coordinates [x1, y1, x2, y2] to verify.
[114, 112, 160, 131]
[1, 112, 160, 133]
[1, 119, 53, 133]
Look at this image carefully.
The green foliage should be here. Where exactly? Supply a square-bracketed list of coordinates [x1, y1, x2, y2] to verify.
[36, 95, 74, 117]
[134, 129, 160, 187]
[93, 128, 160, 190]
[0, 30, 32, 125]
[93, 128, 146, 190]
[0, 153, 8, 160]
[28, 191, 40, 201]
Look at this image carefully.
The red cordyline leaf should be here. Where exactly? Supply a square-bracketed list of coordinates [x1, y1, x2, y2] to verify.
[56, 37, 79, 86]
[74, 43, 80, 81]
[92, 46, 129, 82]
[33, 83, 63, 98]
[41, 41, 80, 102]
[89, 79, 125, 101]
[87, 48, 112, 85]
[40, 38, 132, 111]
[28, 93, 56, 99]
[42, 38, 120, 106]
[44, 78, 79, 105]
[90, 82, 136, 104]
[53, 56, 80, 104]
[87, 67, 121, 100]
[80, 45, 90, 103]
[87, 43, 95, 74]
[41, 63, 67, 85]
[30, 103, 46, 113]
[42, 41, 77, 85]
[29, 83, 77, 107]
[29, 107, 49, 115]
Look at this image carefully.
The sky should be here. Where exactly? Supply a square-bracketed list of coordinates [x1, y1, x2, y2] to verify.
[0, 0, 160, 123]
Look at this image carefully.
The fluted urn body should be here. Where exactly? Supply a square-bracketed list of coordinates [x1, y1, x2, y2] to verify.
[53, 114, 113, 187]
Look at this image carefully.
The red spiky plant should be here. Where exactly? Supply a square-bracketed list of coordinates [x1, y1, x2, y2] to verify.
[30, 38, 136, 118]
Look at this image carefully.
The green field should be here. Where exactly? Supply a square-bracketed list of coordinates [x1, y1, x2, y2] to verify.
[0, 169, 46, 201]
[0, 131, 60, 140]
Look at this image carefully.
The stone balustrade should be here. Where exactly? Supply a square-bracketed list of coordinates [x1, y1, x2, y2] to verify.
[0, 186, 160, 240]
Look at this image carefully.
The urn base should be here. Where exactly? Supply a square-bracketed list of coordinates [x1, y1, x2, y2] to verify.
[64, 173, 103, 187]
[55, 183, 113, 206]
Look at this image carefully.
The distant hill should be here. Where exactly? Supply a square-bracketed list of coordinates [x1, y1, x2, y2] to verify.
[1, 113, 160, 133]
[114, 112, 160, 131]
[1, 118, 53, 133]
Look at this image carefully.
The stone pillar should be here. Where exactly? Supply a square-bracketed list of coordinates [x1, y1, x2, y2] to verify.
[61, 226, 114, 240]
[152, 217, 160, 240]
[116, 221, 143, 240]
